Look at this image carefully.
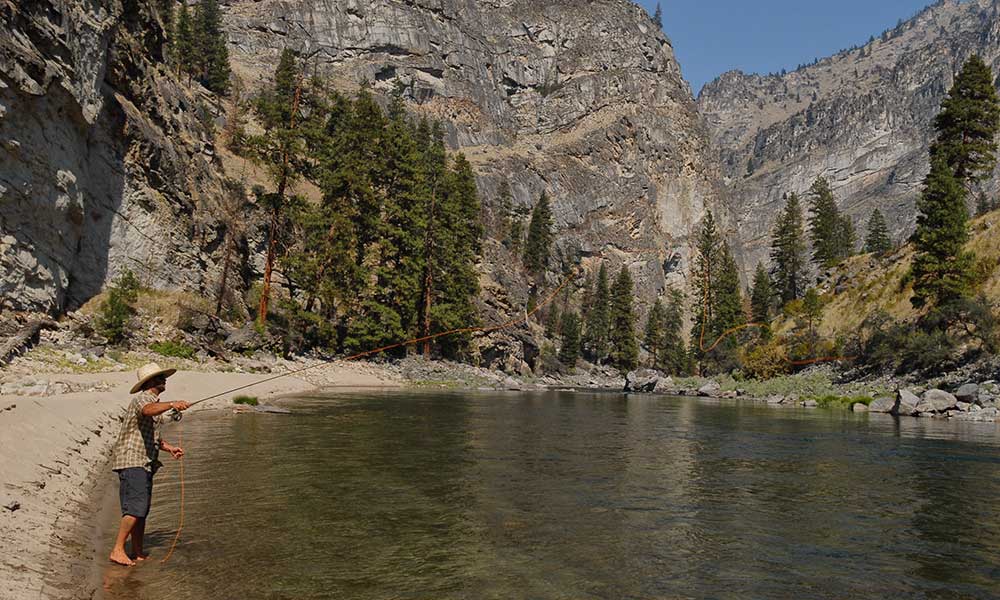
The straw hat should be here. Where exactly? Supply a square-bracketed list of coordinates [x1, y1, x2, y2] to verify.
[130, 363, 177, 394]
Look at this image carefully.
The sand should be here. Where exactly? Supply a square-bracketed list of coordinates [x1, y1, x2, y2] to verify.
[0, 363, 400, 599]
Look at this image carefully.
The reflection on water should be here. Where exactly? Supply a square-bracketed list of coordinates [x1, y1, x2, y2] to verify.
[98, 391, 1000, 599]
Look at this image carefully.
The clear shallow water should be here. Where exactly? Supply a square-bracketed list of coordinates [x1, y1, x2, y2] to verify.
[98, 391, 1000, 599]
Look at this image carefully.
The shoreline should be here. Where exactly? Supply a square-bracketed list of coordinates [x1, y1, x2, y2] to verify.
[0, 364, 401, 600]
[4, 363, 998, 598]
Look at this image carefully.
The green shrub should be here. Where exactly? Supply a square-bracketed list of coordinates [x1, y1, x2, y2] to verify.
[96, 270, 140, 344]
[740, 342, 791, 380]
[150, 340, 196, 359]
[233, 395, 259, 406]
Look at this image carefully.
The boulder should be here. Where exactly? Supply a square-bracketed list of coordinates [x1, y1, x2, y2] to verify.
[976, 392, 994, 407]
[766, 395, 784, 405]
[801, 400, 818, 408]
[697, 381, 722, 397]
[223, 323, 269, 353]
[954, 383, 979, 403]
[922, 389, 958, 413]
[624, 370, 659, 393]
[893, 389, 920, 416]
[852, 403, 869, 412]
[956, 401, 971, 412]
[869, 397, 897, 413]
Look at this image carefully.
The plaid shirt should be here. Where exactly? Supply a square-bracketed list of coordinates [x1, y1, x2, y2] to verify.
[110, 390, 163, 472]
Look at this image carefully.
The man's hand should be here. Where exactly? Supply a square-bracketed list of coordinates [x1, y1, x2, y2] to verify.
[162, 441, 185, 460]
[170, 401, 192, 412]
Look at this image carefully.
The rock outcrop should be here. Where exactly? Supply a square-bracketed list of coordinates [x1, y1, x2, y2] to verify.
[0, 0, 238, 314]
[222, 0, 731, 310]
[698, 0, 1000, 276]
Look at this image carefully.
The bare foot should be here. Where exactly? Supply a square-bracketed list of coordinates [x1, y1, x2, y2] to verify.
[134, 552, 149, 561]
[109, 549, 135, 566]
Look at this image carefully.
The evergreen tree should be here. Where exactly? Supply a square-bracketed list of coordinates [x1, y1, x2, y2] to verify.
[248, 50, 313, 324]
[192, 0, 230, 93]
[559, 311, 582, 367]
[524, 191, 554, 276]
[608, 266, 639, 372]
[770, 193, 808, 304]
[911, 152, 974, 309]
[425, 153, 483, 358]
[713, 244, 745, 335]
[933, 55, 1000, 186]
[583, 263, 611, 363]
[172, 0, 195, 76]
[808, 177, 853, 267]
[660, 288, 689, 375]
[692, 211, 722, 355]
[864, 209, 892, 255]
[654, 2, 663, 28]
[644, 298, 665, 367]
[750, 262, 774, 337]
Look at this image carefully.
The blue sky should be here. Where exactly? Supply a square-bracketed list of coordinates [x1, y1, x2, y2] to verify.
[635, 0, 936, 95]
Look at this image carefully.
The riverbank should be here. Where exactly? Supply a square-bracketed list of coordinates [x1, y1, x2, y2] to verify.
[0, 364, 400, 600]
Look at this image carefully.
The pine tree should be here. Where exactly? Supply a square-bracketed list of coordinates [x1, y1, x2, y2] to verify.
[713, 244, 745, 335]
[692, 211, 722, 355]
[192, 0, 230, 94]
[911, 152, 974, 309]
[750, 262, 774, 337]
[559, 311, 582, 367]
[808, 177, 853, 267]
[524, 191, 554, 276]
[172, 0, 195, 77]
[644, 298, 665, 367]
[660, 288, 688, 375]
[248, 50, 308, 324]
[801, 287, 823, 356]
[583, 263, 611, 363]
[608, 266, 639, 372]
[933, 55, 1000, 186]
[426, 153, 483, 358]
[654, 2, 663, 29]
[864, 209, 892, 255]
[771, 193, 808, 304]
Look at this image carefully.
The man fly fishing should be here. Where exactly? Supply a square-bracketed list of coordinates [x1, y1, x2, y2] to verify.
[108, 363, 190, 566]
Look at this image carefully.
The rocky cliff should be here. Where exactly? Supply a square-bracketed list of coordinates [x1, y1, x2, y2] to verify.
[222, 0, 730, 316]
[0, 0, 236, 314]
[698, 0, 1000, 276]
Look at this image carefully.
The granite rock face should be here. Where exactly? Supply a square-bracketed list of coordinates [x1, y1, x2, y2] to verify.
[0, 0, 236, 314]
[222, 0, 732, 312]
[698, 0, 1000, 277]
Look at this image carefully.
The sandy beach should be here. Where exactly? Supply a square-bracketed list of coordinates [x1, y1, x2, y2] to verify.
[0, 364, 400, 599]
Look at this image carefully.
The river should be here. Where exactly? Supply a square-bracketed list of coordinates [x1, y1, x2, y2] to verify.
[95, 390, 1000, 599]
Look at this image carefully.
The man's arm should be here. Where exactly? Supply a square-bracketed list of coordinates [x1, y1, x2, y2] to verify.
[160, 439, 185, 459]
[140, 400, 191, 417]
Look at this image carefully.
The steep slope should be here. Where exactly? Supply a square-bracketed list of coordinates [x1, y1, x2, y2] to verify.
[223, 0, 730, 312]
[698, 0, 1000, 275]
[0, 0, 236, 314]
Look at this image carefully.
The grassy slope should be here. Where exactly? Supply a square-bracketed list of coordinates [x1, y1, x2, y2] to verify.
[776, 207, 1000, 339]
